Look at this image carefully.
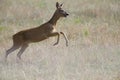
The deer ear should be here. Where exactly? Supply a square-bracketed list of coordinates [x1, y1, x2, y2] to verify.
[56, 2, 59, 8]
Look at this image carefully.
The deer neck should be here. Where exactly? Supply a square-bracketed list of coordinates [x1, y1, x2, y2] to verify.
[48, 11, 60, 25]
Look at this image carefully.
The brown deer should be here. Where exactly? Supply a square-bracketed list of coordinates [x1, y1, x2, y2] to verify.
[5, 2, 69, 60]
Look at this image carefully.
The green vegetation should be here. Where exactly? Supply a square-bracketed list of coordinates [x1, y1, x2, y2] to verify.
[38, 0, 46, 8]
[0, 0, 120, 80]
[74, 17, 81, 24]
[0, 26, 4, 31]
[83, 28, 89, 36]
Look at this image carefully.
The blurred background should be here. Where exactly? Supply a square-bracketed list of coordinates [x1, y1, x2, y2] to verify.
[0, 0, 120, 80]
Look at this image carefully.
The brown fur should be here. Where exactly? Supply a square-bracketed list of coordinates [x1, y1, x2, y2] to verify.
[5, 2, 69, 60]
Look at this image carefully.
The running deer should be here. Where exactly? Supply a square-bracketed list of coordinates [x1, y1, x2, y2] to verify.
[5, 2, 69, 60]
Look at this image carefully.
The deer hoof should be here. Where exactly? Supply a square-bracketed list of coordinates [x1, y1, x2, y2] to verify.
[53, 42, 58, 46]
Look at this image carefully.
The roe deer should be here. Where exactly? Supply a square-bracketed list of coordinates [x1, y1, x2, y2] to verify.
[5, 2, 69, 60]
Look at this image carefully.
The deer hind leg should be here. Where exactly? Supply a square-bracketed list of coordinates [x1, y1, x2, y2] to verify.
[5, 45, 20, 59]
[5, 33, 25, 60]
[60, 32, 69, 46]
[5, 34, 22, 60]
[17, 43, 28, 60]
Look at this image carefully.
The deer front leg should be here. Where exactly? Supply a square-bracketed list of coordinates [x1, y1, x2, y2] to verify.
[49, 32, 60, 46]
[60, 32, 69, 46]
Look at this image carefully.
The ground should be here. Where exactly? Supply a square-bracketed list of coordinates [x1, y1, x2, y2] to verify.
[0, 0, 120, 80]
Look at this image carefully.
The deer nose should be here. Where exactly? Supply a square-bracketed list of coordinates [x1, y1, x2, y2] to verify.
[66, 13, 69, 16]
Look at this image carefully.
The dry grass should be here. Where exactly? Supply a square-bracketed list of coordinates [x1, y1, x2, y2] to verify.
[0, 0, 120, 80]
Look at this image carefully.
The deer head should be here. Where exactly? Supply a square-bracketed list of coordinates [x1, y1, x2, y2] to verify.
[55, 2, 69, 17]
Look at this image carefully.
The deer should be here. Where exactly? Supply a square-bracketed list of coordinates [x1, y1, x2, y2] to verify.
[5, 2, 69, 60]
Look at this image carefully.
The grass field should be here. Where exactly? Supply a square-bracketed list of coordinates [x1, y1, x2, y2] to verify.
[0, 0, 120, 80]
